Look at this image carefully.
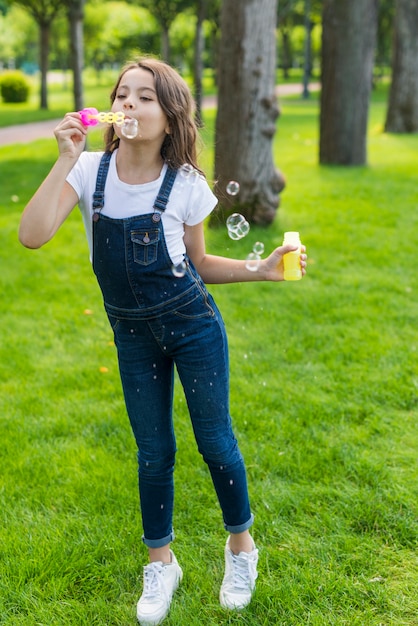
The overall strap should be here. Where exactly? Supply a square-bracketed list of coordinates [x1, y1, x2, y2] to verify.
[92, 151, 112, 213]
[152, 167, 178, 222]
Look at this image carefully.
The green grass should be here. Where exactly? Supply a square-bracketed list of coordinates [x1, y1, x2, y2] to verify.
[0, 89, 417, 625]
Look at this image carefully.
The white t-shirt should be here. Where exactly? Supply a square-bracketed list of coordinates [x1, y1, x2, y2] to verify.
[66, 150, 218, 264]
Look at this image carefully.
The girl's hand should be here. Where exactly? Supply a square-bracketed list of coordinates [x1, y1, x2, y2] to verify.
[53, 112, 87, 159]
[262, 244, 307, 281]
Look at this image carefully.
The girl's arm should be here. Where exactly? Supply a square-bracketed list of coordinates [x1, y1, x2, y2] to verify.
[19, 113, 87, 249]
[184, 222, 307, 284]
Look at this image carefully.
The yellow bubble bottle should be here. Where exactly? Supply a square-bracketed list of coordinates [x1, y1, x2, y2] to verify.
[283, 231, 302, 281]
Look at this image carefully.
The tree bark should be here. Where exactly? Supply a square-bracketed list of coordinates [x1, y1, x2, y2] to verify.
[193, 0, 206, 127]
[68, 0, 85, 111]
[161, 26, 170, 63]
[39, 22, 50, 110]
[319, 0, 378, 165]
[302, 0, 312, 99]
[279, 28, 292, 80]
[13, 0, 64, 110]
[384, 0, 418, 133]
[212, 0, 284, 226]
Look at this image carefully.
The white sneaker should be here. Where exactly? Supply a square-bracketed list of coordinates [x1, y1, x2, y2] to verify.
[136, 551, 183, 625]
[220, 537, 258, 610]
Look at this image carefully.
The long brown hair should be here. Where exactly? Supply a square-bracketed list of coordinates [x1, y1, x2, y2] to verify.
[104, 58, 203, 173]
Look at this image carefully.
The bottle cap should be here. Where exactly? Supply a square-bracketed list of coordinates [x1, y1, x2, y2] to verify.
[283, 231, 300, 244]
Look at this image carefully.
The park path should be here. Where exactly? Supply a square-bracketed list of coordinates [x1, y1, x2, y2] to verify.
[0, 82, 319, 147]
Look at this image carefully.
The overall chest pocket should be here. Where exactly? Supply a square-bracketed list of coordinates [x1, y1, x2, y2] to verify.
[131, 229, 160, 266]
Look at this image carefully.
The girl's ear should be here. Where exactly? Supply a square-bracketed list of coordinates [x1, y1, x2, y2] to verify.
[165, 124, 171, 135]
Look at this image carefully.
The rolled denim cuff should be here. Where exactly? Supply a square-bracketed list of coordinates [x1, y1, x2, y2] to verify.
[224, 513, 254, 534]
[142, 529, 175, 548]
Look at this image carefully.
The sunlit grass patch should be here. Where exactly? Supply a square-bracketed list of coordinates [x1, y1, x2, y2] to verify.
[0, 91, 417, 625]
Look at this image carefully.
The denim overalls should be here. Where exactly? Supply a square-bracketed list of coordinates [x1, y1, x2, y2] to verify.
[92, 152, 253, 547]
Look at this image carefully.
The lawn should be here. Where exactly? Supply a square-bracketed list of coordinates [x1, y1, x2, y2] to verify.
[0, 87, 417, 625]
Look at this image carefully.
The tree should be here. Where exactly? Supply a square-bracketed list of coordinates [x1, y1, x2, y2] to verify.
[276, 0, 322, 82]
[319, 0, 379, 165]
[302, 0, 312, 99]
[376, 0, 395, 76]
[189, 0, 220, 125]
[212, 0, 284, 226]
[64, 0, 85, 111]
[84, 3, 159, 72]
[384, 0, 418, 133]
[193, 0, 206, 126]
[0, 5, 37, 68]
[133, 0, 194, 63]
[277, 0, 298, 79]
[7, 0, 64, 109]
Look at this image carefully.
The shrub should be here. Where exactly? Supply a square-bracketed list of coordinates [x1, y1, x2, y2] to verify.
[0, 71, 30, 103]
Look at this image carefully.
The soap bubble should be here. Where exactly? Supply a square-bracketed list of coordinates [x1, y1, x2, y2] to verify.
[189, 170, 199, 186]
[245, 252, 261, 272]
[238, 220, 250, 237]
[253, 241, 265, 255]
[226, 213, 250, 240]
[226, 180, 240, 196]
[226, 213, 245, 230]
[179, 164, 195, 179]
[178, 164, 200, 186]
[227, 229, 242, 241]
[171, 260, 187, 278]
[121, 118, 138, 139]
[244, 241, 265, 272]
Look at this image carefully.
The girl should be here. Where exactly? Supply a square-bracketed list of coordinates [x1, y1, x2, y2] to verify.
[19, 58, 307, 625]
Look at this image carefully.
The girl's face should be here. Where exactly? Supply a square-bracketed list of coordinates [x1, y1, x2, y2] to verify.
[111, 67, 170, 144]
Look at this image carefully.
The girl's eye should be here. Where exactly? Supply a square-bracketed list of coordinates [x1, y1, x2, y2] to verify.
[140, 96, 151, 102]
[116, 94, 126, 100]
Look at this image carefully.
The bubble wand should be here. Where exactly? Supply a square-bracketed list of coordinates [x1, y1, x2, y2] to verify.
[78, 107, 138, 138]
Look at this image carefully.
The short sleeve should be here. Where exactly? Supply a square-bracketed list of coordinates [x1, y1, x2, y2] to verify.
[66, 151, 104, 200]
[184, 176, 218, 226]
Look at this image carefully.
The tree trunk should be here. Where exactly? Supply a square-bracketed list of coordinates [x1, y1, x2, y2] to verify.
[213, 0, 284, 226]
[161, 26, 170, 63]
[68, 0, 85, 111]
[385, 0, 418, 133]
[39, 22, 50, 109]
[279, 28, 292, 80]
[193, 0, 206, 127]
[302, 0, 312, 99]
[319, 0, 378, 165]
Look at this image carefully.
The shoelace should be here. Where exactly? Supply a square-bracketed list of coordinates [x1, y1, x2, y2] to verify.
[141, 562, 167, 601]
[230, 553, 257, 591]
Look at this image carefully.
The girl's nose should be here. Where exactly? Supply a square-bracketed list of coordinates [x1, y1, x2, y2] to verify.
[123, 99, 134, 110]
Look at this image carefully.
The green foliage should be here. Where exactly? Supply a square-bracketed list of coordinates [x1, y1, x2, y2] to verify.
[0, 69, 30, 102]
[0, 5, 37, 67]
[9, 0, 64, 21]
[84, 2, 160, 69]
[139, 0, 196, 29]
[0, 89, 417, 624]
[170, 9, 196, 68]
